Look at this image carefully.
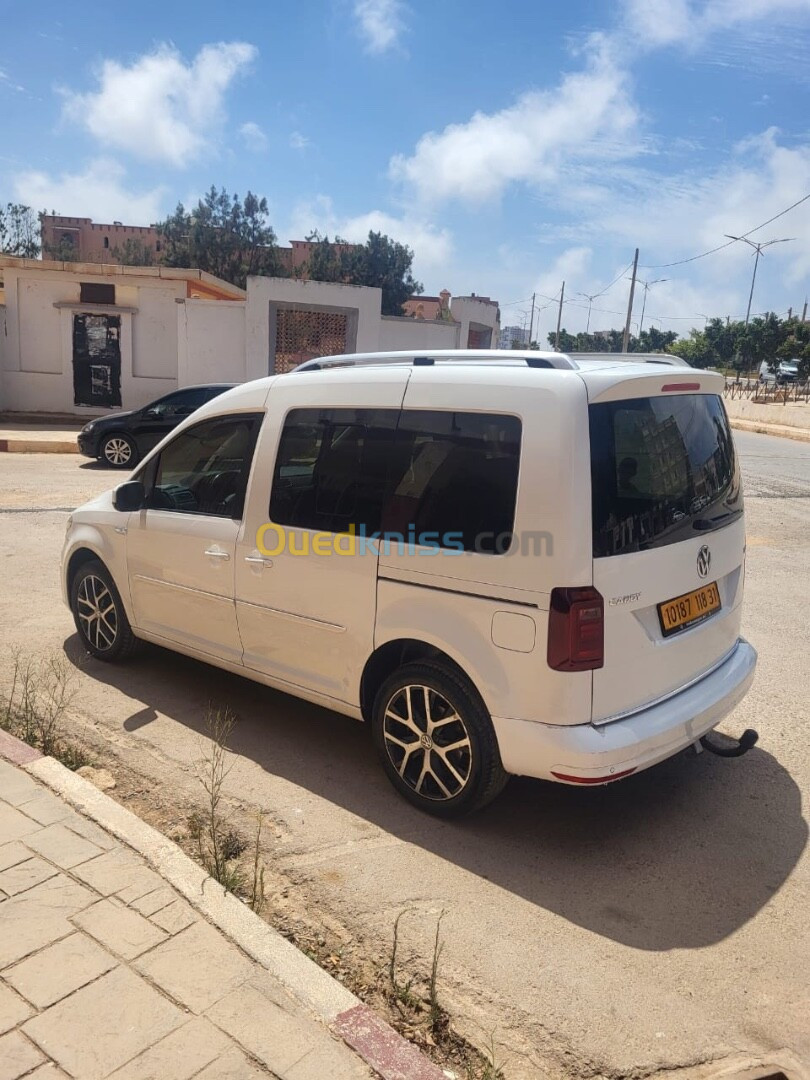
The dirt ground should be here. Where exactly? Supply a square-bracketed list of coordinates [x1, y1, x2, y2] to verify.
[0, 435, 808, 1080]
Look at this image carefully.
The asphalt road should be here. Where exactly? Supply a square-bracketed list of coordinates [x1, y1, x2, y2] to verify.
[0, 431, 807, 1079]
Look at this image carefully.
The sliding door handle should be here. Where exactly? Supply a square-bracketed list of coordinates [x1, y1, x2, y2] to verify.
[244, 555, 273, 568]
[205, 548, 230, 560]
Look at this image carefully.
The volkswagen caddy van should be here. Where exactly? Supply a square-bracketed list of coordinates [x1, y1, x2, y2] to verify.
[62, 350, 757, 816]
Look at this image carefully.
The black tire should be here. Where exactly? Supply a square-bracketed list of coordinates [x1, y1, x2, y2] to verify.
[70, 558, 141, 662]
[371, 661, 509, 817]
[100, 433, 138, 469]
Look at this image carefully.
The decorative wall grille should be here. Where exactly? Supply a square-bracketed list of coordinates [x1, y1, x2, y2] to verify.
[274, 308, 349, 373]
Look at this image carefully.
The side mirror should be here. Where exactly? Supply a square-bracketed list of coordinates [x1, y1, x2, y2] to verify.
[142, 408, 159, 419]
[113, 480, 145, 512]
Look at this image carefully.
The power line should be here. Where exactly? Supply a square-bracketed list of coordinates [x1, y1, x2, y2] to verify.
[639, 190, 810, 270]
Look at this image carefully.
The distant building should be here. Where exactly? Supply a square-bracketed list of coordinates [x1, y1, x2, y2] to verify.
[402, 289, 500, 348]
[40, 216, 162, 264]
[39, 215, 359, 272]
[498, 325, 530, 349]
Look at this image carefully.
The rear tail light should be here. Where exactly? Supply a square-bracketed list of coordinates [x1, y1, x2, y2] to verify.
[547, 587, 604, 671]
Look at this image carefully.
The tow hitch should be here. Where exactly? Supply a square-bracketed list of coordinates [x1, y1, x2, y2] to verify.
[698, 728, 759, 758]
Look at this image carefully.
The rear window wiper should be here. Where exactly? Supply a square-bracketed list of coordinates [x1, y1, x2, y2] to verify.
[693, 509, 743, 531]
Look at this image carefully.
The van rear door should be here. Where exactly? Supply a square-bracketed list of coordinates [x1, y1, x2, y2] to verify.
[586, 376, 744, 723]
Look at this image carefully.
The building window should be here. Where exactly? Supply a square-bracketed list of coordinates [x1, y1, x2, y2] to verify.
[80, 282, 116, 305]
[155, 241, 161, 253]
[103, 236, 109, 249]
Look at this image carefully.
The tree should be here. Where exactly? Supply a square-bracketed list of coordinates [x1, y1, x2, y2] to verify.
[0, 203, 40, 258]
[156, 186, 281, 288]
[111, 238, 156, 266]
[346, 231, 423, 315]
[301, 231, 351, 283]
[302, 230, 423, 315]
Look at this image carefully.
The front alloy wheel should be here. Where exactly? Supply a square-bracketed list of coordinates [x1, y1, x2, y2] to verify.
[70, 559, 140, 662]
[76, 574, 118, 652]
[101, 434, 136, 468]
[372, 662, 508, 817]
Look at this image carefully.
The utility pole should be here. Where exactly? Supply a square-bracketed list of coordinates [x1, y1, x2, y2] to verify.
[724, 234, 795, 325]
[788, 307, 793, 320]
[527, 292, 536, 347]
[638, 277, 668, 337]
[622, 248, 639, 353]
[802, 299, 808, 322]
[576, 292, 598, 334]
[555, 281, 565, 351]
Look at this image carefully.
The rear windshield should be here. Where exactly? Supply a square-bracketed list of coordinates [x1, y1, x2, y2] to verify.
[589, 394, 741, 557]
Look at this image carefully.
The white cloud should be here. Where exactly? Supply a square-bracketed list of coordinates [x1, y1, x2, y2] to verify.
[61, 42, 257, 167]
[289, 131, 310, 151]
[0, 69, 25, 93]
[353, 0, 407, 54]
[621, 0, 810, 47]
[389, 35, 640, 204]
[13, 158, 166, 225]
[286, 194, 452, 273]
[239, 121, 267, 152]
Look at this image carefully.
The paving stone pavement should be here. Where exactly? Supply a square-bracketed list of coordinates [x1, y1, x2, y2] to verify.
[0, 757, 375, 1080]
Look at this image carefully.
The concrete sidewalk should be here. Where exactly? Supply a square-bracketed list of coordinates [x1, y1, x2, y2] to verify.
[0, 426, 80, 454]
[0, 742, 446, 1080]
[0, 756, 376, 1079]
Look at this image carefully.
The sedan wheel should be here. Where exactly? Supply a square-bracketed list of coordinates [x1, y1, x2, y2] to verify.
[101, 434, 136, 468]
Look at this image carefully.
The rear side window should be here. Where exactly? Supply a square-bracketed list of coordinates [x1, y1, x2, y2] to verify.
[388, 411, 521, 553]
[269, 408, 522, 552]
[589, 394, 741, 557]
[147, 414, 261, 518]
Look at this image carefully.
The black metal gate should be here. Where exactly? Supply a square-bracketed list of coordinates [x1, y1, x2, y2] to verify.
[72, 314, 122, 408]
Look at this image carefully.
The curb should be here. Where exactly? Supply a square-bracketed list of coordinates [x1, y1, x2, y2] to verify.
[728, 418, 810, 444]
[0, 438, 79, 454]
[0, 733, 447, 1080]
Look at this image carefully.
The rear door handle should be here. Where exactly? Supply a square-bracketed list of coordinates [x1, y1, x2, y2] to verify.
[205, 548, 230, 560]
[245, 555, 273, 568]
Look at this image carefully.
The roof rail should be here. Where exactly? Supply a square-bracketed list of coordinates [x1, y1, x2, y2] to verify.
[293, 349, 576, 372]
[292, 348, 692, 373]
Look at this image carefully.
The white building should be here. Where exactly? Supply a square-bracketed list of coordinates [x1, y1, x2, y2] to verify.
[498, 325, 529, 349]
[0, 258, 501, 416]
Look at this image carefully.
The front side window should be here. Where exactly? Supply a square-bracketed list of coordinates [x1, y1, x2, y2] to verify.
[147, 414, 261, 518]
[268, 407, 522, 553]
[589, 394, 741, 557]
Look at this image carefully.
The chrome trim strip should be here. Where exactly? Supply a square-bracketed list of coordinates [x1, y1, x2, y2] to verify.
[594, 640, 741, 726]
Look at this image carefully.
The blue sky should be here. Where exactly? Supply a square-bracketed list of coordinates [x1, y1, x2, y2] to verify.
[3, 0, 810, 339]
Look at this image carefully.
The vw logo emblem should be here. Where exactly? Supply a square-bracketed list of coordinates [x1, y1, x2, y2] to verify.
[697, 545, 711, 579]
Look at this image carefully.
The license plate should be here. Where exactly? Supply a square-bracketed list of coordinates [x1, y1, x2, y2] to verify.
[658, 581, 721, 637]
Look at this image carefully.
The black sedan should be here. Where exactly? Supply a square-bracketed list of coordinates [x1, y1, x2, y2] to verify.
[77, 384, 237, 468]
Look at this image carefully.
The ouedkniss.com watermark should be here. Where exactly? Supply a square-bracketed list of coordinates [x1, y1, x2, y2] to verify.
[254, 523, 553, 557]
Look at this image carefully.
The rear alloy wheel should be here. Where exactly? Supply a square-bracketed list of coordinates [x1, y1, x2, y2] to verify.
[100, 433, 137, 469]
[70, 559, 140, 662]
[372, 662, 508, 817]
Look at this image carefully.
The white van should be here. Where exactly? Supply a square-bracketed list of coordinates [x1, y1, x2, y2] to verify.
[62, 350, 757, 815]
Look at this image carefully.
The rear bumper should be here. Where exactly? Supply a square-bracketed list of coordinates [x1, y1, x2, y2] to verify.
[494, 637, 757, 784]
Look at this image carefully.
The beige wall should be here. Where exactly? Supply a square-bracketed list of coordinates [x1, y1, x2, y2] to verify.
[379, 315, 460, 350]
[246, 276, 383, 378]
[177, 299, 247, 386]
[0, 264, 183, 414]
